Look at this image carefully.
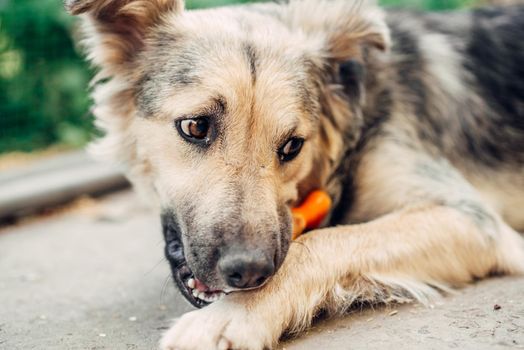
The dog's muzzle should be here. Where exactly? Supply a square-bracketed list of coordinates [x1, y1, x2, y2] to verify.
[162, 214, 225, 308]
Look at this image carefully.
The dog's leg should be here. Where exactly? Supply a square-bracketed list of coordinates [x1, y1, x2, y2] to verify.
[160, 144, 524, 350]
[160, 206, 524, 350]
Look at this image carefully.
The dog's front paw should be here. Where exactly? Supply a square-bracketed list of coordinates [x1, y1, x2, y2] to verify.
[160, 299, 275, 350]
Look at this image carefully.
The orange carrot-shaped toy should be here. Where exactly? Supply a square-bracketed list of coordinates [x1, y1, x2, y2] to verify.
[291, 190, 332, 240]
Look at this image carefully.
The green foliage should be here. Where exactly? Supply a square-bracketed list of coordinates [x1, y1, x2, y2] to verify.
[380, 0, 476, 10]
[187, 0, 263, 9]
[0, 0, 475, 154]
[0, 0, 93, 152]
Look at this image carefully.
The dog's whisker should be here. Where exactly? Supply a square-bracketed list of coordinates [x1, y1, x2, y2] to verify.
[160, 275, 172, 302]
[144, 258, 166, 277]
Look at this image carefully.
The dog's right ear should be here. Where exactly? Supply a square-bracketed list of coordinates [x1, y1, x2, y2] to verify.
[66, 0, 184, 70]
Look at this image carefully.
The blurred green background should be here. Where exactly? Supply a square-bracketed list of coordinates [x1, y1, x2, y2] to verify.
[0, 0, 478, 155]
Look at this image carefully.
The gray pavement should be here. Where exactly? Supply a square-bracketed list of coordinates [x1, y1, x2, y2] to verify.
[0, 151, 128, 220]
[1, 191, 523, 350]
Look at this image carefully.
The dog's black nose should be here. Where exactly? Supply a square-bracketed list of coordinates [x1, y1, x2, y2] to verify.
[218, 249, 275, 289]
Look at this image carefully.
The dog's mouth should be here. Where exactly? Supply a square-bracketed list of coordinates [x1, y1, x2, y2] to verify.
[165, 238, 226, 308]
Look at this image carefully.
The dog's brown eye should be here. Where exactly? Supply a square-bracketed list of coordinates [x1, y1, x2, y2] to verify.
[176, 118, 211, 144]
[279, 137, 304, 162]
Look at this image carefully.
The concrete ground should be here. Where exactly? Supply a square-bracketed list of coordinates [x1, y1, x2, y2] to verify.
[1, 191, 523, 350]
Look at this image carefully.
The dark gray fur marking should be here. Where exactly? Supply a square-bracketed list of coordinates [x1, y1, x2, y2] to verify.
[414, 159, 458, 184]
[413, 159, 498, 235]
[451, 200, 498, 235]
[243, 43, 258, 84]
[463, 6, 524, 165]
[135, 74, 158, 117]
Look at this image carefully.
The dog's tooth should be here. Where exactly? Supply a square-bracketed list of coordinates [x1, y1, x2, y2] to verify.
[204, 294, 218, 303]
[187, 278, 196, 289]
[198, 292, 207, 301]
[192, 289, 199, 298]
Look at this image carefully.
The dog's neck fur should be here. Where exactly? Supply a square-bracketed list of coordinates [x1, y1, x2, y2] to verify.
[301, 48, 390, 225]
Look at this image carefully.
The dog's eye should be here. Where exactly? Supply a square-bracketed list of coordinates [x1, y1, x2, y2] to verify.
[278, 137, 304, 162]
[176, 117, 211, 144]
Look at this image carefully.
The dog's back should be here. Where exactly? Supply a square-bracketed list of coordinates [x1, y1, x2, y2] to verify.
[352, 6, 524, 229]
[384, 5, 524, 163]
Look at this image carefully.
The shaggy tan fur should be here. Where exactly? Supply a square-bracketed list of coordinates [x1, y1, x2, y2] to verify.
[67, 0, 524, 349]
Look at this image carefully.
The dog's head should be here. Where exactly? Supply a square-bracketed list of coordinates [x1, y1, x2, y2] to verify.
[67, 0, 389, 307]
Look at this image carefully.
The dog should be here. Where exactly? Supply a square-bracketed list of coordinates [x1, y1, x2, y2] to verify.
[66, 0, 524, 348]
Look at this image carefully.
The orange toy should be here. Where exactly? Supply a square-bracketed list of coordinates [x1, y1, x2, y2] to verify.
[291, 190, 332, 240]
